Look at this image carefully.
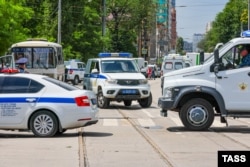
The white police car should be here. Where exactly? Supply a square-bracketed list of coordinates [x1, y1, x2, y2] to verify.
[64, 59, 86, 85]
[83, 52, 152, 108]
[0, 73, 98, 137]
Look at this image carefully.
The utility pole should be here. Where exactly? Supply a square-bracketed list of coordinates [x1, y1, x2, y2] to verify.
[58, 0, 62, 44]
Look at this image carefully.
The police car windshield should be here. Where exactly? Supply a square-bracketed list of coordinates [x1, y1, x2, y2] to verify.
[101, 60, 139, 73]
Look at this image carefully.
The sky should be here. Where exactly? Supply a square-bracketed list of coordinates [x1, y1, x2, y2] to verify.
[175, 0, 229, 42]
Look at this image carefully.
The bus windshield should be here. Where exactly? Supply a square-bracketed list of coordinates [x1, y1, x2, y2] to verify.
[10, 39, 65, 80]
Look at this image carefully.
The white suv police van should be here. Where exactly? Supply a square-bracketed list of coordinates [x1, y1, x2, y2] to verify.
[83, 53, 152, 108]
[64, 59, 85, 85]
[158, 30, 250, 131]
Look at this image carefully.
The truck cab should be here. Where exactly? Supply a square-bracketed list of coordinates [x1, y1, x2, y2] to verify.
[158, 30, 250, 130]
[83, 53, 152, 108]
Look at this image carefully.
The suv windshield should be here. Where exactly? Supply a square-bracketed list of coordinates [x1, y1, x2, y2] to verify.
[101, 59, 139, 73]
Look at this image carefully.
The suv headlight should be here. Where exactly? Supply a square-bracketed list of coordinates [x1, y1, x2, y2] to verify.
[163, 87, 174, 98]
[139, 79, 148, 84]
[106, 79, 117, 84]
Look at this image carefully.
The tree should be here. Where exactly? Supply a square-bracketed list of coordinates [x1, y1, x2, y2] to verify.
[201, 0, 248, 51]
[176, 37, 184, 54]
[0, 0, 33, 55]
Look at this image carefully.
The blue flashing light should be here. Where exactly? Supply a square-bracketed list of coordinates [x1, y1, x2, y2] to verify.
[241, 30, 250, 37]
[98, 52, 132, 58]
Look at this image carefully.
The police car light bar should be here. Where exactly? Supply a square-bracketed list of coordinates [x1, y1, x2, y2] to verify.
[241, 30, 250, 37]
[98, 52, 132, 58]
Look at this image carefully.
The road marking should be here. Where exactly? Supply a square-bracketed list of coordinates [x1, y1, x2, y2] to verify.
[170, 117, 183, 126]
[137, 118, 155, 127]
[142, 109, 154, 118]
[168, 112, 183, 126]
[103, 119, 118, 126]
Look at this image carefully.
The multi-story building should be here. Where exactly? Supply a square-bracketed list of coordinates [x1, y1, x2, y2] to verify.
[149, 0, 177, 62]
[192, 33, 205, 52]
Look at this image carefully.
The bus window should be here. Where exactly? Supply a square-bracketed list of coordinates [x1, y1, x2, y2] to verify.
[10, 40, 65, 81]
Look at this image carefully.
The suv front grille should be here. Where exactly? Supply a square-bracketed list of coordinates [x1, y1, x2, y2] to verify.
[117, 79, 139, 85]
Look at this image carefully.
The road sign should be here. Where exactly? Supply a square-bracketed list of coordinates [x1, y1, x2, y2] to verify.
[142, 48, 147, 54]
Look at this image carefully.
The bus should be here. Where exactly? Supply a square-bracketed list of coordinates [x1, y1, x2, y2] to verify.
[10, 39, 65, 80]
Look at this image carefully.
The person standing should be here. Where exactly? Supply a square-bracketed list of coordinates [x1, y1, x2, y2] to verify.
[147, 67, 152, 79]
[16, 57, 29, 73]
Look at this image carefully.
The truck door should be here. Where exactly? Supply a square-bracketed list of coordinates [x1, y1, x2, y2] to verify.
[215, 46, 250, 111]
[215, 68, 250, 110]
[77, 62, 85, 80]
[83, 60, 99, 93]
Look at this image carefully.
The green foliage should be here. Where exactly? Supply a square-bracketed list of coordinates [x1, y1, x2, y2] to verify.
[176, 37, 184, 54]
[0, 0, 33, 55]
[201, 0, 248, 52]
[0, 0, 157, 61]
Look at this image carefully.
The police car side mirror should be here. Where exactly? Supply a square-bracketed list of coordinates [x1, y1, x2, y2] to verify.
[91, 68, 99, 73]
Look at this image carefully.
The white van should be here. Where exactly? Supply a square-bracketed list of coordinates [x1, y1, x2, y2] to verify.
[160, 54, 192, 91]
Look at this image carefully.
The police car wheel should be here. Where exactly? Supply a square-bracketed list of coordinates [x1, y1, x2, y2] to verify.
[180, 98, 214, 131]
[72, 76, 79, 85]
[138, 92, 152, 108]
[124, 100, 132, 106]
[30, 110, 59, 137]
[97, 90, 110, 108]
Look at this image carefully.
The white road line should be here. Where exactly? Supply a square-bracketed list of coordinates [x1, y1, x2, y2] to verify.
[137, 118, 156, 127]
[103, 119, 118, 126]
[170, 117, 183, 126]
[168, 112, 183, 126]
[142, 109, 154, 118]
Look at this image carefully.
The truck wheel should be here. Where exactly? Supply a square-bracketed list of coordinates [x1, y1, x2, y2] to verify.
[138, 93, 152, 108]
[124, 100, 132, 106]
[30, 110, 58, 137]
[97, 90, 110, 108]
[72, 76, 79, 85]
[180, 98, 214, 131]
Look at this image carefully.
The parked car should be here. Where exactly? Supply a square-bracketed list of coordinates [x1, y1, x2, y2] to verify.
[0, 73, 98, 137]
[64, 59, 86, 85]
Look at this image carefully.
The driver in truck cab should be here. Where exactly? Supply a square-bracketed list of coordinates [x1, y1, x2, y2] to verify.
[239, 46, 250, 67]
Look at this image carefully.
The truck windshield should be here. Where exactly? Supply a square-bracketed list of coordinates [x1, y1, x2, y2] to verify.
[203, 41, 233, 64]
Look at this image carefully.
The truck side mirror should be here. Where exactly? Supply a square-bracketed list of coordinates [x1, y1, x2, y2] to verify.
[214, 65, 222, 79]
[200, 51, 204, 64]
[214, 48, 219, 63]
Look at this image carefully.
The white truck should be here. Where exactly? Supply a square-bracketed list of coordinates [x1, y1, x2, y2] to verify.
[83, 53, 152, 108]
[186, 52, 211, 66]
[158, 30, 250, 130]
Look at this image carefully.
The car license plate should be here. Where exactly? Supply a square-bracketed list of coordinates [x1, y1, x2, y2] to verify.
[121, 89, 137, 94]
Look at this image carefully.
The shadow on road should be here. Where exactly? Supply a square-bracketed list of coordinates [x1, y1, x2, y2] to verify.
[83, 131, 113, 137]
[167, 125, 250, 133]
